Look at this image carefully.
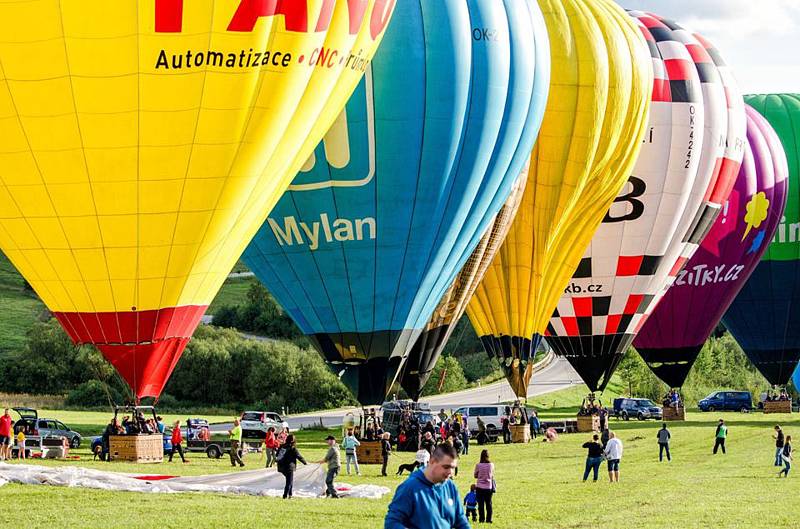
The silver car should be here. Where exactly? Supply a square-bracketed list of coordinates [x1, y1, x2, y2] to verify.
[37, 419, 81, 448]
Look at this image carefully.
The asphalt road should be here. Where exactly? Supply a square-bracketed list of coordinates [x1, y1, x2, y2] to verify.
[211, 356, 582, 432]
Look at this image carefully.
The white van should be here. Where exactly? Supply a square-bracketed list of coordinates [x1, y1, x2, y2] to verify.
[452, 405, 508, 438]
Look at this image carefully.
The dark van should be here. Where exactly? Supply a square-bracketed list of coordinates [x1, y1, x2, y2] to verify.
[698, 391, 753, 412]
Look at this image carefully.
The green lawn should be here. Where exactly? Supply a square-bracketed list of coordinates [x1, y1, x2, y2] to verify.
[0, 252, 46, 355]
[207, 276, 258, 315]
[1, 389, 799, 528]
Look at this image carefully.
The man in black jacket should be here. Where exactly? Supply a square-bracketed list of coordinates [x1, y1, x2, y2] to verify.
[774, 425, 785, 467]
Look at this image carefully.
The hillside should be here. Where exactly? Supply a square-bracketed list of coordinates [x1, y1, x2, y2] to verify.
[0, 252, 47, 355]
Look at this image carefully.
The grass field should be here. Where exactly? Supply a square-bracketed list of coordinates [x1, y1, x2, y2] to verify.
[0, 253, 46, 355]
[1, 387, 798, 529]
[207, 276, 258, 315]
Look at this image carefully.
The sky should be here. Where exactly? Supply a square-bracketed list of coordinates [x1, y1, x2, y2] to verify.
[619, 0, 800, 95]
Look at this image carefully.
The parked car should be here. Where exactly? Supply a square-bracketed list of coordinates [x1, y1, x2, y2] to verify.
[240, 411, 289, 439]
[36, 418, 82, 448]
[698, 391, 753, 412]
[612, 398, 663, 421]
[451, 405, 509, 439]
[381, 400, 435, 444]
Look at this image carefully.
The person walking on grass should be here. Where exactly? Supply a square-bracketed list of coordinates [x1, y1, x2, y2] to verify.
[228, 418, 245, 467]
[385, 443, 469, 529]
[713, 419, 727, 455]
[318, 435, 340, 498]
[474, 449, 495, 523]
[342, 428, 361, 475]
[582, 433, 604, 481]
[277, 434, 307, 499]
[779, 435, 792, 477]
[604, 430, 623, 483]
[168, 420, 188, 463]
[774, 425, 785, 467]
[657, 423, 671, 462]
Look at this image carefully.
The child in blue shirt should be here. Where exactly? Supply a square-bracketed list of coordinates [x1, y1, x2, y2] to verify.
[463, 484, 478, 522]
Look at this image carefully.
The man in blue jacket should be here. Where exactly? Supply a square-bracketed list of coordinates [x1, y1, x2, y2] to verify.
[385, 442, 470, 529]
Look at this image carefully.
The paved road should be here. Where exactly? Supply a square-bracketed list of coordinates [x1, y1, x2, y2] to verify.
[211, 356, 581, 432]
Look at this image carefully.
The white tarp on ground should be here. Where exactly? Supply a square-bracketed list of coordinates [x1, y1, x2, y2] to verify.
[0, 462, 389, 499]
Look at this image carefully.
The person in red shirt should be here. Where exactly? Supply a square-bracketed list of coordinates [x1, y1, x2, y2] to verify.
[0, 409, 13, 461]
[168, 420, 188, 463]
[264, 427, 278, 468]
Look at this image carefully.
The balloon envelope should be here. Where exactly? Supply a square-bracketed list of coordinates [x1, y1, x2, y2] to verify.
[466, 0, 653, 398]
[635, 105, 789, 387]
[545, 12, 737, 392]
[0, 0, 394, 398]
[724, 94, 800, 386]
[244, 0, 550, 404]
[400, 174, 527, 401]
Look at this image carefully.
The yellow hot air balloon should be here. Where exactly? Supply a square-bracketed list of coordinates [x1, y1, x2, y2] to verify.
[0, 0, 395, 399]
[466, 0, 652, 398]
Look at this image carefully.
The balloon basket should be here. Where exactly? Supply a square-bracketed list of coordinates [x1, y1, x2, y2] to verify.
[510, 425, 530, 443]
[663, 406, 686, 421]
[109, 434, 163, 463]
[356, 441, 384, 464]
[763, 400, 792, 414]
[576, 415, 600, 433]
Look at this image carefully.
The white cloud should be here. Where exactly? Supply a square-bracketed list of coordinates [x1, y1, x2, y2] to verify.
[620, 0, 800, 38]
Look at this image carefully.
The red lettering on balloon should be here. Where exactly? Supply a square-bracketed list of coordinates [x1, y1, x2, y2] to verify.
[227, 0, 308, 32]
[315, 0, 336, 32]
[370, 0, 395, 39]
[155, 0, 184, 32]
[347, 0, 369, 35]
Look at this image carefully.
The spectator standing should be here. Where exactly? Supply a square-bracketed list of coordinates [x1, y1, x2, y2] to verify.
[604, 431, 623, 482]
[463, 484, 478, 522]
[342, 428, 361, 475]
[420, 431, 435, 456]
[264, 427, 278, 468]
[385, 443, 469, 529]
[473, 449, 495, 524]
[779, 435, 792, 477]
[774, 425, 785, 467]
[582, 434, 604, 481]
[228, 418, 245, 467]
[713, 419, 727, 455]
[169, 420, 188, 463]
[16, 429, 25, 460]
[462, 421, 470, 455]
[657, 423, 671, 462]
[0, 409, 13, 461]
[319, 435, 340, 498]
[277, 434, 307, 499]
[381, 432, 392, 477]
[501, 416, 511, 444]
[530, 410, 540, 439]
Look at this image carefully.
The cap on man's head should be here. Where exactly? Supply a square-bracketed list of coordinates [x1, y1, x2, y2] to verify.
[325, 435, 336, 441]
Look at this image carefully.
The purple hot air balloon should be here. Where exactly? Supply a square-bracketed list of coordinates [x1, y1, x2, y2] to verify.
[634, 105, 789, 388]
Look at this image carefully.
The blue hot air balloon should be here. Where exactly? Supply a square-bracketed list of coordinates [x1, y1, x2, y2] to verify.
[242, 0, 550, 404]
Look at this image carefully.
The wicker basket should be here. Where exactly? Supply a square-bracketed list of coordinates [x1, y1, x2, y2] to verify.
[576, 415, 600, 433]
[764, 400, 792, 414]
[356, 441, 384, 464]
[663, 406, 686, 421]
[510, 425, 530, 443]
[109, 434, 163, 463]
